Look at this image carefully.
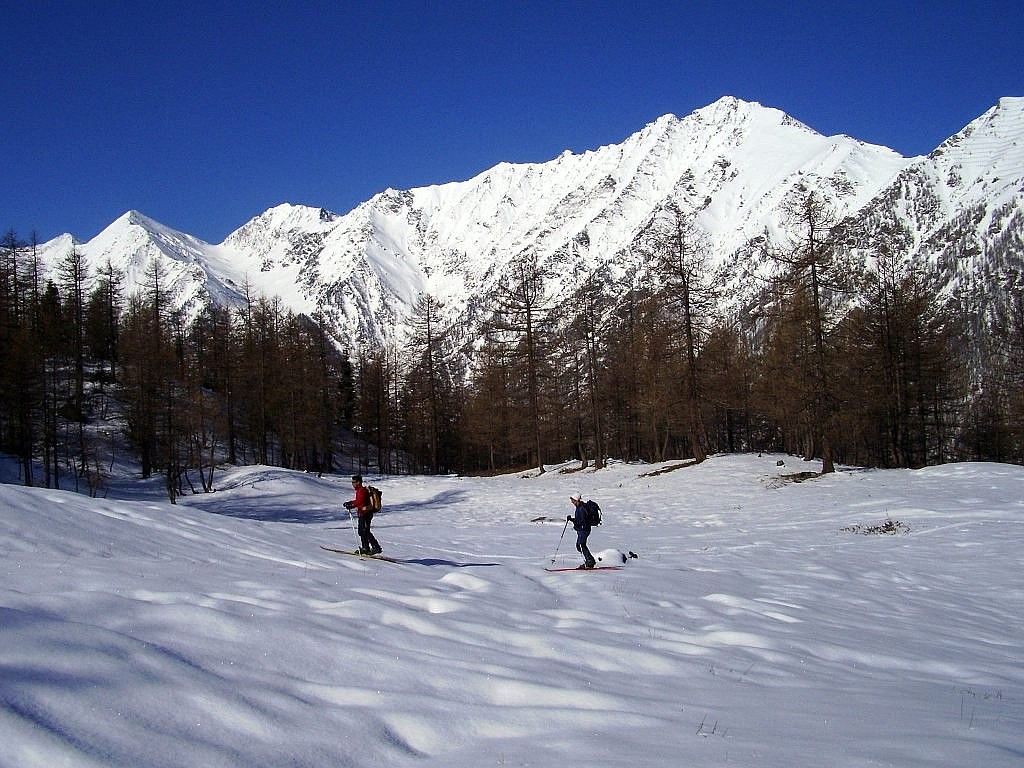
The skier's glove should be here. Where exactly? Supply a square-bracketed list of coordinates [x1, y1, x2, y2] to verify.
[343, 501, 354, 510]
[566, 515, 573, 522]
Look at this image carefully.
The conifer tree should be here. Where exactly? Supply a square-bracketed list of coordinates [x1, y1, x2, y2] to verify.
[637, 203, 717, 462]
[462, 340, 517, 472]
[0, 230, 43, 484]
[564, 275, 610, 468]
[486, 252, 557, 473]
[120, 257, 175, 484]
[701, 321, 755, 454]
[763, 190, 851, 473]
[85, 259, 124, 383]
[56, 245, 93, 487]
[354, 346, 399, 474]
[404, 293, 451, 473]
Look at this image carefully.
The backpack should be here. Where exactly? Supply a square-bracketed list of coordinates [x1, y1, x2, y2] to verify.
[367, 485, 383, 512]
[584, 499, 602, 526]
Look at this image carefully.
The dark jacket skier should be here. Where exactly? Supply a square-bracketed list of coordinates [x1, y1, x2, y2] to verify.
[567, 494, 596, 569]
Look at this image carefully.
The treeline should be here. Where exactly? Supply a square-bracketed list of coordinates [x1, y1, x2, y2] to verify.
[388, 194, 1024, 474]
[0, 230, 354, 499]
[3, 193, 1022, 495]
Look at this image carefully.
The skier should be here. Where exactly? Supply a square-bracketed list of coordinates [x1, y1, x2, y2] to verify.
[567, 494, 597, 569]
[344, 475, 382, 555]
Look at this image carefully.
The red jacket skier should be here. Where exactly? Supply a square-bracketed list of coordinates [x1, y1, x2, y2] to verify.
[344, 475, 381, 555]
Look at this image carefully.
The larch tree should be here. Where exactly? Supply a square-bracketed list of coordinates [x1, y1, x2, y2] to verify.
[766, 190, 849, 474]
[636, 203, 717, 463]
[486, 252, 557, 474]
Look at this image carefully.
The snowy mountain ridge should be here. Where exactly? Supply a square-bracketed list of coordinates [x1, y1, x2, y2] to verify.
[36, 96, 1023, 354]
[842, 96, 1024, 325]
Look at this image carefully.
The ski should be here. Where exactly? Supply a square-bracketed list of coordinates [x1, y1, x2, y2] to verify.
[320, 545, 401, 563]
[544, 565, 622, 572]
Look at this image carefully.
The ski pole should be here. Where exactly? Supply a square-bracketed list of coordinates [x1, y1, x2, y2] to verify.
[347, 508, 360, 550]
[551, 518, 570, 564]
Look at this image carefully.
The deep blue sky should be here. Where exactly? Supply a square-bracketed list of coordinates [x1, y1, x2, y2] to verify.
[3, 1, 1021, 244]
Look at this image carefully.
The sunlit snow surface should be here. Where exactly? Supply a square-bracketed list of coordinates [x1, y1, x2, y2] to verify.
[2, 454, 1023, 767]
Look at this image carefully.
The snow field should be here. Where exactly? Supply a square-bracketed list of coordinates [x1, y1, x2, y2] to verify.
[1, 454, 1022, 767]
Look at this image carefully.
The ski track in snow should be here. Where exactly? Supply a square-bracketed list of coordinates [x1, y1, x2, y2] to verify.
[2, 454, 1023, 767]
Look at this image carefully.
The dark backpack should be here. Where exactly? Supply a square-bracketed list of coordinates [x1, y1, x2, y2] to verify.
[584, 499, 602, 526]
[367, 486, 383, 512]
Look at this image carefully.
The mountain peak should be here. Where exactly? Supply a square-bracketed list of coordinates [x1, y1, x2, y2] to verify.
[927, 96, 1024, 191]
[222, 202, 340, 249]
[247, 202, 337, 229]
[113, 209, 157, 230]
[684, 96, 819, 141]
[91, 210, 169, 244]
[693, 95, 774, 118]
[705, 94, 762, 111]
[36, 98, 1021, 360]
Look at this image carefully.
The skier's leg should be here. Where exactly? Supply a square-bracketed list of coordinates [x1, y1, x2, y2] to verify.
[580, 532, 596, 568]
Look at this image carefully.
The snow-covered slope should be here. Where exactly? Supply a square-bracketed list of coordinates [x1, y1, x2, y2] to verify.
[929, 96, 1024, 211]
[849, 97, 1024, 257]
[35, 96, 1023, 353]
[36, 211, 260, 323]
[2, 454, 1023, 766]
[843, 97, 1024, 332]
